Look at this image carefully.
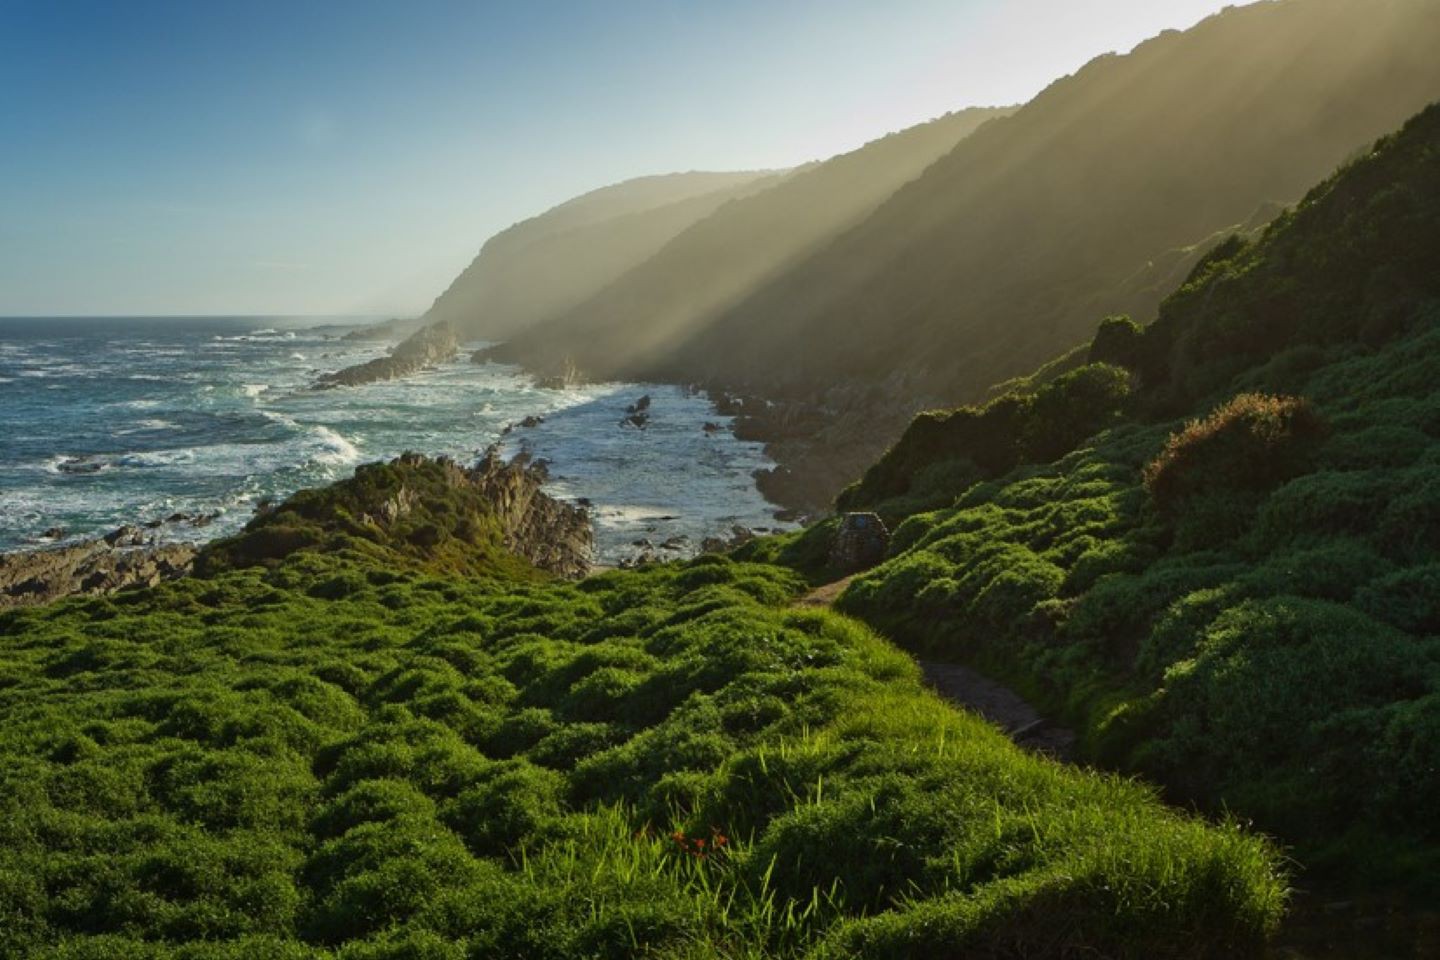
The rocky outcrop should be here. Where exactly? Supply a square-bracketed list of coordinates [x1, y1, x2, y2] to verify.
[0, 527, 197, 609]
[315, 322, 459, 388]
[469, 448, 594, 579]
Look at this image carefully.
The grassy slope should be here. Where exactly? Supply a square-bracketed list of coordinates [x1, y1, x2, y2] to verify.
[832, 104, 1440, 893]
[0, 533, 1282, 952]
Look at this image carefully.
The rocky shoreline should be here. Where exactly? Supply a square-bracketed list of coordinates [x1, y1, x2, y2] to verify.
[467, 447, 594, 579]
[0, 527, 197, 609]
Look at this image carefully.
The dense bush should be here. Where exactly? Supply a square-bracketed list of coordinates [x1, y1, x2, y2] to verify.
[1143, 393, 1328, 513]
[839, 363, 1130, 517]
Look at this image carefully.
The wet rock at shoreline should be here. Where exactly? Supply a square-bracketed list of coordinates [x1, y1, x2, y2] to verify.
[700, 525, 757, 555]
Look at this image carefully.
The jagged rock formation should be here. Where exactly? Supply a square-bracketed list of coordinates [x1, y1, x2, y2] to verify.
[315, 322, 459, 388]
[470, 448, 593, 579]
[0, 527, 196, 609]
[197, 451, 593, 580]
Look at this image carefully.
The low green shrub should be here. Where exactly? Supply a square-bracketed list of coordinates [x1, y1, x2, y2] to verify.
[1143, 393, 1328, 514]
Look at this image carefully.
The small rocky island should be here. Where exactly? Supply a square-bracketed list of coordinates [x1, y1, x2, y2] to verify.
[314, 322, 459, 388]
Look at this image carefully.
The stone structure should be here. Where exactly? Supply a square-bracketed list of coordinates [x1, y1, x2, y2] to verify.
[829, 512, 890, 572]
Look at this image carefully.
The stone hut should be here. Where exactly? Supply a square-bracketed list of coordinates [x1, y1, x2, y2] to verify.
[829, 512, 890, 572]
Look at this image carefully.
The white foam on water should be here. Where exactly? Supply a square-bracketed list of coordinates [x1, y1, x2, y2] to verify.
[309, 426, 362, 467]
[241, 383, 269, 399]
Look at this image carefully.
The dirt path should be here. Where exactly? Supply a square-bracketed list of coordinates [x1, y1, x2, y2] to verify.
[796, 577, 1076, 760]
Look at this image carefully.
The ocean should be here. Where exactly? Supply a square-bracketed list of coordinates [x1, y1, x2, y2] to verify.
[0, 317, 794, 563]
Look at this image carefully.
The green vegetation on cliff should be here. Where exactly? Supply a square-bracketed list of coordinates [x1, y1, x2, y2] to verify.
[659, 0, 1440, 404]
[832, 103, 1440, 893]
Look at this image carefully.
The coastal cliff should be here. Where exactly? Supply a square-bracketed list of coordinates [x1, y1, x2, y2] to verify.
[314, 322, 460, 388]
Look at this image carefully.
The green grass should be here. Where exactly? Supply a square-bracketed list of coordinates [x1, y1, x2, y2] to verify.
[0, 548, 1283, 957]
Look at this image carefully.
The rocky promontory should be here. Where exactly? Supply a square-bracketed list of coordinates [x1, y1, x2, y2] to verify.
[197, 450, 594, 580]
[470, 448, 594, 578]
[314, 322, 459, 388]
[0, 528, 197, 609]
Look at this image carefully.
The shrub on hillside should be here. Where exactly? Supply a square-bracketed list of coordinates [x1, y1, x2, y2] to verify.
[1143, 394, 1328, 513]
[1088, 314, 1145, 369]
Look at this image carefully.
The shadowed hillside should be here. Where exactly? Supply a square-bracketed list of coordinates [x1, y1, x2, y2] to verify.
[467, 0, 1440, 514]
[424, 170, 785, 342]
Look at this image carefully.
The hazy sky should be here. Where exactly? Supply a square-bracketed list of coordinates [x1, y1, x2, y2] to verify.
[0, 0, 1240, 317]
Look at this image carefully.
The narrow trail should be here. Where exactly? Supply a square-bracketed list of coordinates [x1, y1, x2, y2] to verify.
[796, 577, 1077, 761]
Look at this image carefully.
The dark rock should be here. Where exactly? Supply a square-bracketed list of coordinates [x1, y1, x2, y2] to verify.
[703, 422, 722, 433]
[626, 395, 652, 414]
[621, 412, 650, 430]
[41, 527, 66, 540]
[519, 415, 545, 429]
[103, 525, 146, 547]
[700, 526, 756, 555]
[56, 456, 105, 475]
[829, 513, 890, 572]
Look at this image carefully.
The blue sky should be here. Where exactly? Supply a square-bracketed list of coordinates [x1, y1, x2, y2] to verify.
[0, 0, 1237, 316]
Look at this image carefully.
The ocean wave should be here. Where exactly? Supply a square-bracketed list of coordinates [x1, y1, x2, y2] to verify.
[309, 426, 361, 467]
[115, 419, 180, 435]
[260, 409, 300, 430]
[241, 383, 269, 399]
